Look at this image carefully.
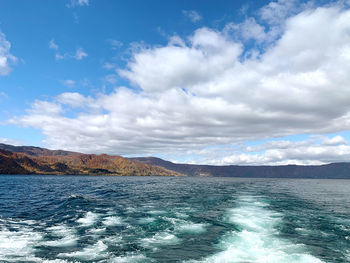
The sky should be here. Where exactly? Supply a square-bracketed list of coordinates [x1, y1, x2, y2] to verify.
[1, 0, 350, 165]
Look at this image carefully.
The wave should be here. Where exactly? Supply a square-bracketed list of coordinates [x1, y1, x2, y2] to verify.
[0, 221, 43, 262]
[141, 231, 180, 248]
[102, 216, 123, 226]
[58, 240, 108, 261]
[77, 211, 100, 227]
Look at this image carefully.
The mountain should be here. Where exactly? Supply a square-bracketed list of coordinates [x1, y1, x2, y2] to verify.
[129, 157, 200, 176]
[0, 143, 80, 157]
[130, 157, 350, 179]
[2, 143, 350, 178]
[0, 145, 183, 176]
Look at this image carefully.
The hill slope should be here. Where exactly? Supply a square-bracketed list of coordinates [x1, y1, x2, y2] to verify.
[0, 145, 183, 176]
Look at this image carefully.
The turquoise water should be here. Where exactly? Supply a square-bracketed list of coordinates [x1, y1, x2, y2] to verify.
[0, 175, 349, 262]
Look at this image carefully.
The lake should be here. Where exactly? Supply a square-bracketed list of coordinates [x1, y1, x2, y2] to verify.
[0, 175, 349, 262]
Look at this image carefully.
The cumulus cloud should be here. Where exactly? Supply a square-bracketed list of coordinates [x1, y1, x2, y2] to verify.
[225, 18, 268, 43]
[119, 28, 242, 93]
[224, 0, 316, 50]
[0, 31, 17, 76]
[182, 10, 202, 23]
[11, 2, 350, 164]
[29, 100, 63, 116]
[56, 92, 92, 108]
[260, 0, 298, 23]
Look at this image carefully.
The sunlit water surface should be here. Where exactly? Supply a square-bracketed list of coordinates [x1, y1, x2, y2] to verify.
[0, 175, 350, 263]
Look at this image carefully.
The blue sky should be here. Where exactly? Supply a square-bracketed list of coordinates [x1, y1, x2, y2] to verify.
[1, 0, 350, 165]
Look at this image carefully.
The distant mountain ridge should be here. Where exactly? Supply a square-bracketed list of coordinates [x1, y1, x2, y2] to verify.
[0, 143, 80, 157]
[1, 144, 350, 178]
[130, 157, 350, 179]
[0, 144, 183, 176]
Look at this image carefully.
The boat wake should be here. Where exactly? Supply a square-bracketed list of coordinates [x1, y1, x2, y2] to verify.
[192, 195, 324, 263]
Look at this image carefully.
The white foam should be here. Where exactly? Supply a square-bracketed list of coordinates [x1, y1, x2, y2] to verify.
[162, 216, 182, 225]
[47, 225, 71, 235]
[44, 225, 78, 247]
[126, 207, 138, 213]
[163, 216, 207, 234]
[295, 227, 310, 233]
[176, 222, 207, 234]
[0, 225, 42, 261]
[346, 250, 350, 260]
[108, 254, 151, 263]
[44, 236, 78, 247]
[191, 196, 324, 263]
[148, 210, 166, 215]
[77, 211, 99, 227]
[141, 231, 180, 248]
[89, 227, 106, 234]
[58, 240, 108, 260]
[42, 259, 77, 263]
[174, 212, 190, 219]
[138, 217, 155, 224]
[296, 227, 329, 238]
[103, 216, 123, 226]
[103, 235, 123, 245]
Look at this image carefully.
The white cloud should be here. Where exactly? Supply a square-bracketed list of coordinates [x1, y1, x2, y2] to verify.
[223, 18, 275, 49]
[182, 10, 202, 23]
[0, 91, 8, 99]
[29, 100, 63, 116]
[103, 62, 115, 70]
[49, 39, 87, 61]
[103, 74, 118, 85]
[49, 39, 59, 50]
[74, 48, 88, 60]
[0, 137, 23, 146]
[56, 92, 92, 108]
[55, 53, 65, 60]
[227, 18, 267, 43]
[67, 0, 89, 8]
[259, 0, 300, 24]
[108, 39, 123, 50]
[322, 135, 347, 146]
[11, 3, 350, 164]
[225, 0, 315, 48]
[119, 27, 242, 93]
[54, 47, 87, 60]
[207, 136, 350, 165]
[0, 31, 17, 76]
[63, 79, 75, 88]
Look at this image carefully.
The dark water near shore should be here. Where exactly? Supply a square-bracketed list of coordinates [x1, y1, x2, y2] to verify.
[0, 175, 350, 263]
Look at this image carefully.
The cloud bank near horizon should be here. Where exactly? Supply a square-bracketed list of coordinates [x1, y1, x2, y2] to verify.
[10, 0, 350, 165]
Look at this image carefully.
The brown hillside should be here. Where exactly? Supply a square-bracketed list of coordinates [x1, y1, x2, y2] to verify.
[0, 146, 184, 176]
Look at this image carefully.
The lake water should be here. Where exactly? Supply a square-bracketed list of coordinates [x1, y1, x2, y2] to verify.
[0, 175, 349, 263]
